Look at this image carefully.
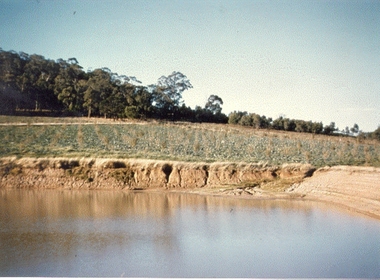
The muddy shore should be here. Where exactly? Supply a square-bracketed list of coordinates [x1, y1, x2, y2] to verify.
[1, 157, 379, 220]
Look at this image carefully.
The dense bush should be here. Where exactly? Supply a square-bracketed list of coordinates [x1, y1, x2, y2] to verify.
[228, 112, 330, 135]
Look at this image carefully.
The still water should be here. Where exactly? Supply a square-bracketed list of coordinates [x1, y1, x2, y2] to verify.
[0, 189, 379, 278]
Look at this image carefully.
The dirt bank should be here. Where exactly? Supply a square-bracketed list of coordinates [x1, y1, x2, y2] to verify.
[287, 165, 380, 219]
[1, 157, 379, 219]
[0, 157, 313, 190]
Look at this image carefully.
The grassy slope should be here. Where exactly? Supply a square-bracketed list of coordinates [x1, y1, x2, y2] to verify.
[0, 115, 379, 167]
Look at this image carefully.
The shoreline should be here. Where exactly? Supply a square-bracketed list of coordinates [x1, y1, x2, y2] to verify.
[173, 167, 380, 220]
[1, 157, 379, 220]
[287, 165, 380, 220]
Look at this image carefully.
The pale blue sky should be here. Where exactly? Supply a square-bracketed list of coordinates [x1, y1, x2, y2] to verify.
[1, 0, 379, 131]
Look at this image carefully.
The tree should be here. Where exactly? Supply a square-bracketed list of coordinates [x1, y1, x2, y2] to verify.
[350, 123, 359, 135]
[83, 68, 112, 117]
[151, 71, 192, 117]
[99, 87, 127, 119]
[260, 115, 272, 129]
[323, 122, 336, 135]
[283, 118, 296, 131]
[124, 85, 154, 119]
[228, 111, 246, 124]
[251, 113, 264, 129]
[0, 50, 23, 89]
[295, 120, 308, 133]
[54, 58, 85, 112]
[205, 95, 223, 115]
[178, 104, 196, 122]
[311, 122, 323, 134]
[34, 58, 62, 110]
[239, 114, 253, 126]
[0, 50, 63, 111]
[271, 116, 284, 130]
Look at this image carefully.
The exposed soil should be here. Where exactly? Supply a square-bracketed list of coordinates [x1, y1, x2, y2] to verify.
[287, 165, 380, 220]
[1, 156, 379, 220]
[183, 166, 380, 220]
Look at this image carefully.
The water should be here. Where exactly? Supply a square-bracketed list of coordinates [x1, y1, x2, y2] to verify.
[0, 189, 379, 278]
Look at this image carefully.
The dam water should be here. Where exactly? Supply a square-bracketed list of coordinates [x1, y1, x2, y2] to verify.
[0, 189, 379, 278]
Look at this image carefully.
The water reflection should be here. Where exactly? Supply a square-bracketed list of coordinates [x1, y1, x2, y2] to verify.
[0, 189, 379, 277]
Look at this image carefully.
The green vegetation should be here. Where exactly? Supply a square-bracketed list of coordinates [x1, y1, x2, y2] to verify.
[0, 49, 226, 123]
[0, 116, 379, 167]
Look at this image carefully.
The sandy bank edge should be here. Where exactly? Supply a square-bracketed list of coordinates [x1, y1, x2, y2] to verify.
[285, 165, 380, 220]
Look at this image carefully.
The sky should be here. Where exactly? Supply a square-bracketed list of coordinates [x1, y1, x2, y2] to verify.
[1, 0, 379, 132]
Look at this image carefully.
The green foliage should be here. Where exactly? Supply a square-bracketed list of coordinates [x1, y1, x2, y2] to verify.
[205, 95, 223, 115]
[229, 112, 334, 136]
[124, 86, 154, 119]
[0, 49, 228, 123]
[350, 123, 359, 134]
[149, 71, 193, 118]
[323, 122, 337, 135]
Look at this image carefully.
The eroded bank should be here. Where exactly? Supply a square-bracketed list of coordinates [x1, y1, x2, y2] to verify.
[0, 157, 313, 190]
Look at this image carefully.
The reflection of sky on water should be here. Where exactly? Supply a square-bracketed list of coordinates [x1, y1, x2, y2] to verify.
[0, 190, 379, 277]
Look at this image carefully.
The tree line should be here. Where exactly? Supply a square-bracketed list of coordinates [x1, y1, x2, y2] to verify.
[229, 111, 326, 134]
[0, 49, 227, 123]
[1, 49, 379, 139]
[228, 111, 380, 140]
